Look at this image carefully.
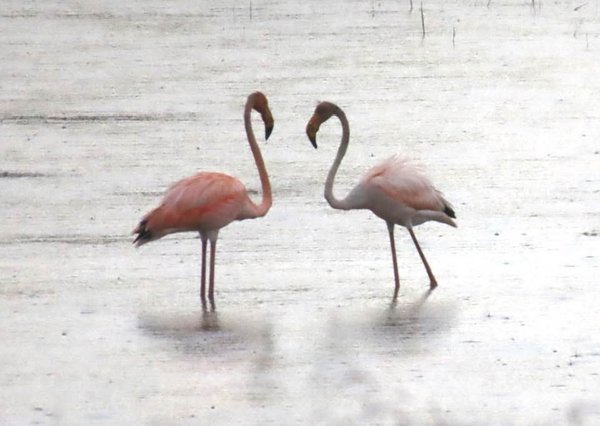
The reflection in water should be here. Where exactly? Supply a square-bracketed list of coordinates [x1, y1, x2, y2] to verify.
[304, 291, 457, 424]
[135, 292, 455, 423]
[373, 289, 457, 353]
[567, 400, 600, 426]
[137, 306, 281, 421]
[388, 288, 434, 316]
[132, 291, 458, 424]
[137, 307, 273, 358]
[381, 288, 437, 332]
[200, 302, 219, 331]
[199, 309, 220, 332]
[388, 289, 433, 317]
[246, 322, 277, 404]
[138, 308, 222, 336]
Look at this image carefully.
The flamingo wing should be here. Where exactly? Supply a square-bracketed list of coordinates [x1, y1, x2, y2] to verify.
[361, 155, 453, 214]
[159, 172, 248, 230]
[133, 172, 248, 246]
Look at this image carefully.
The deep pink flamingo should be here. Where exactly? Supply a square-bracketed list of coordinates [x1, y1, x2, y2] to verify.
[133, 92, 274, 305]
[306, 101, 456, 299]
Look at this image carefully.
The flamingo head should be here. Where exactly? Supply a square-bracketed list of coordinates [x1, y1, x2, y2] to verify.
[306, 101, 337, 148]
[250, 91, 274, 140]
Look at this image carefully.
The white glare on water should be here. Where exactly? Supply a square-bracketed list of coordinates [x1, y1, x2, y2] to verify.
[1, 1, 599, 424]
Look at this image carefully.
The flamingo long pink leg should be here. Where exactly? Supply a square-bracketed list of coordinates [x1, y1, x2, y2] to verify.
[200, 236, 208, 302]
[208, 239, 217, 303]
[386, 222, 401, 299]
[408, 227, 438, 289]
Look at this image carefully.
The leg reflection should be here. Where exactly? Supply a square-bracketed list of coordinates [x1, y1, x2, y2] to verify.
[389, 288, 433, 313]
[384, 288, 435, 330]
[200, 301, 219, 331]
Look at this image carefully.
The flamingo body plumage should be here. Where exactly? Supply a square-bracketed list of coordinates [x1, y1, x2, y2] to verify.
[306, 101, 456, 298]
[353, 155, 456, 228]
[134, 172, 261, 244]
[133, 92, 274, 306]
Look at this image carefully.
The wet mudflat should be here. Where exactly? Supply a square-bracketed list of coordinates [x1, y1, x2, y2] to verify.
[1, 1, 599, 424]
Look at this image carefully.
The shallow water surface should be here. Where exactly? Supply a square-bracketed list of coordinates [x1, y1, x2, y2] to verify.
[1, 0, 599, 424]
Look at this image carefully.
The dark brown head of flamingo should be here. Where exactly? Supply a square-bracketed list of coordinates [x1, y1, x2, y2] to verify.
[250, 91, 274, 140]
[306, 101, 337, 149]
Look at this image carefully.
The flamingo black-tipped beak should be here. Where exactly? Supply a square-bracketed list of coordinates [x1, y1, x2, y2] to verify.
[306, 121, 318, 149]
[308, 133, 317, 149]
[265, 124, 273, 140]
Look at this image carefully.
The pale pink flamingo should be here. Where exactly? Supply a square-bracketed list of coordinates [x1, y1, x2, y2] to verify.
[133, 92, 274, 305]
[306, 101, 456, 299]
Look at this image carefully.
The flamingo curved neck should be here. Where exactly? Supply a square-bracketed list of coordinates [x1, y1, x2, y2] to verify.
[325, 108, 352, 211]
[244, 99, 272, 217]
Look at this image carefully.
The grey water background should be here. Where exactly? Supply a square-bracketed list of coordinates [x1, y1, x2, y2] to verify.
[1, 1, 599, 424]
